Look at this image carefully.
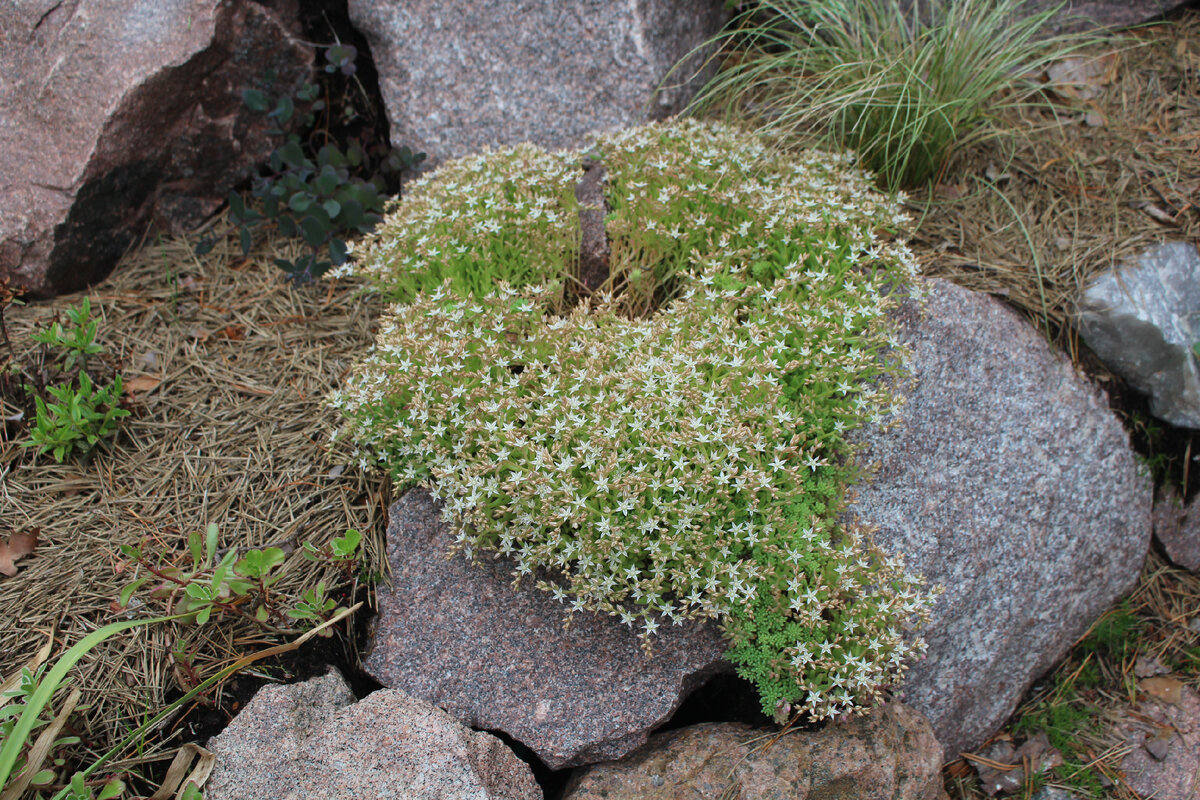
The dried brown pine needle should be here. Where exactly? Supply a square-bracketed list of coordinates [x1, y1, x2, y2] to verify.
[0, 213, 389, 767]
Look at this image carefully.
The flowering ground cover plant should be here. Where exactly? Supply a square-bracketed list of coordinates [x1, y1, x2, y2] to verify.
[330, 120, 935, 721]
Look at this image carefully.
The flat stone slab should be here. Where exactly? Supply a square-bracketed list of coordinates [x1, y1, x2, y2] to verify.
[365, 489, 730, 769]
[849, 278, 1152, 759]
[563, 703, 947, 800]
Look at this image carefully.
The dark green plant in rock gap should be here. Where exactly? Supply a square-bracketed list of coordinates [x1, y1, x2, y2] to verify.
[200, 41, 426, 284]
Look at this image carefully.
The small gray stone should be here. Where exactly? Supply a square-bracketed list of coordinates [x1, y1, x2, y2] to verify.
[1031, 788, 1081, 800]
[348, 0, 728, 162]
[562, 703, 948, 800]
[364, 489, 730, 770]
[204, 669, 540, 800]
[849, 278, 1152, 759]
[1077, 242, 1200, 428]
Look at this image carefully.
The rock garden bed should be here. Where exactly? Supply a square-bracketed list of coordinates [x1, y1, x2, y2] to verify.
[1, 2, 1199, 800]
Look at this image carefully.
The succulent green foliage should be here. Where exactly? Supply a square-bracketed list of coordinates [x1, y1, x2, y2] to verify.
[344, 144, 582, 309]
[331, 120, 934, 721]
[212, 45, 426, 284]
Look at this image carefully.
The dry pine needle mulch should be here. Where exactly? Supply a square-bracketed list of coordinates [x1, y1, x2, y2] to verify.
[911, 11, 1200, 360]
[0, 217, 390, 767]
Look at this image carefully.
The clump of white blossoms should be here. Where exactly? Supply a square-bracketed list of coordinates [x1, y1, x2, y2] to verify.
[329, 119, 935, 722]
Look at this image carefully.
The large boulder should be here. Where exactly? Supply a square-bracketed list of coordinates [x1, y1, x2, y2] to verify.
[562, 704, 947, 800]
[365, 489, 730, 770]
[348, 0, 728, 162]
[0, 0, 312, 298]
[1077, 242, 1200, 429]
[204, 668, 540, 800]
[848, 278, 1152, 758]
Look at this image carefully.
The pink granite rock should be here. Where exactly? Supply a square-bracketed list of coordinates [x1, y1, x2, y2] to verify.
[0, 0, 312, 298]
[1117, 683, 1200, 800]
[364, 488, 730, 770]
[348, 0, 728, 162]
[204, 668, 540, 800]
[562, 703, 948, 800]
[847, 279, 1152, 760]
[1152, 487, 1200, 572]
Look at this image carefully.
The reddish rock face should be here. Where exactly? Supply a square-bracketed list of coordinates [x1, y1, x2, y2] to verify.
[0, 0, 312, 298]
[364, 488, 731, 771]
[563, 705, 948, 800]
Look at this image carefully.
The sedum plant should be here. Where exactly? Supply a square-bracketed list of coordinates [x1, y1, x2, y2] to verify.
[330, 120, 935, 721]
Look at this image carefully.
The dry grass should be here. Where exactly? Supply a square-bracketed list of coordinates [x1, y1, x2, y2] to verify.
[0, 215, 390, 776]
[910, 11, 1200, 358]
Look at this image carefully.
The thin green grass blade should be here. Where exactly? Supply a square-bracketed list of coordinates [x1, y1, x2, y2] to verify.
[0, 616, 178, 789]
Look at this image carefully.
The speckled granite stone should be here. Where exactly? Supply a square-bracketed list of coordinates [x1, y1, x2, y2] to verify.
[347, 0, 728, 162]
[365, 489, 730, 770]
[0, 0, 312, 298]
[1118, 684, 1200, 800]
[204, 669, 540, 800]
[848, 278, 1152, 759]
[562, 703, 948, 800]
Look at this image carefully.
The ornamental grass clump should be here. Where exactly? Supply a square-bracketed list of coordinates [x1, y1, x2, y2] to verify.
[687, 0, 1098, 191]
[330, 120, 935, 722]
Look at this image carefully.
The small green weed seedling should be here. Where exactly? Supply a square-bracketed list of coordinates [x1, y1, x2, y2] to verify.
[30, 298, 104, 375]
[22, 298, 129, 463]
[301, 527, 362, 580]
[286, 581, 340, 636]
[24, 373, 129, 463]
[119, 524, 359, 636]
